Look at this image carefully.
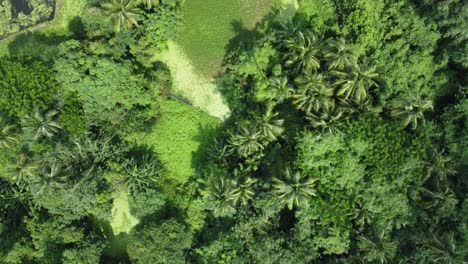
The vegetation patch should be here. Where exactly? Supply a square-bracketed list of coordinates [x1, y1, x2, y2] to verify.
[178, 0, 278, 77]
[129, 98, 220, 184]
[110, 188, 139, 236]
[155, 41, 231, 119]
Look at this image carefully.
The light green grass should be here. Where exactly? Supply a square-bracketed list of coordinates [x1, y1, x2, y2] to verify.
[178, 0, 278, 77]
[129, 98, 220, 184]
[154, 41, 231, 119]
[110, 187, 139, 235]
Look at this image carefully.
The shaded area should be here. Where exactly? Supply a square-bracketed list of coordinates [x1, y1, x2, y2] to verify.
[11, 0, 32, 16]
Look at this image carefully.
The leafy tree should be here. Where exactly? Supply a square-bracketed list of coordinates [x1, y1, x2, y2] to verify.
[0, 58, 58, 118]
[272, 167, 317, 210]
[100, 0, 143, 32]
[127, 220, 192, 264]
[22, 108, 62, 140]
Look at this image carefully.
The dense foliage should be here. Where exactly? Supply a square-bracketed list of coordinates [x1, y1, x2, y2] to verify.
[0, 0, 466, 263]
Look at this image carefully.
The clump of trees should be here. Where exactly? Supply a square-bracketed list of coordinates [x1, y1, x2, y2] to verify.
[1, 0, 467, 263]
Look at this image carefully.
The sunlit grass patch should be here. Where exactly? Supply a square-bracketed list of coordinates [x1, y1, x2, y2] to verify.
[178, 0, 278, 78]
[129, 98, 220, 184]
[110, 188, 139, 236]
[155, 41, 231, 120]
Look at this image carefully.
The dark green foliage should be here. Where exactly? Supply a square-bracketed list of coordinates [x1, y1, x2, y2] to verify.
[0, 0, 466, 262]
[58, 92, 88, 136]
[0, 58, 58, 118]
[53, 39, 157, 134]
[127, 220, 192, 264]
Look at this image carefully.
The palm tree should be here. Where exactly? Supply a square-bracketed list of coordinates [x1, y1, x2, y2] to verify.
[231, 177, 257, 206]
[349, 200, 373, 231]
[207, 138, 234, 164]
[259, 103, 284, 141]
[139, 0, 159, 10]
[270, 76, 293, 103]
[0, 119, 18, 149]
[423, 232, 460, 263]
[390, 91, 433, 130]
[22, 108, 62, 140]
[425, 149, 456, 183]
[34, 162, 71, 194]
[283, 30, 321, 73]
[100, 0, 143, 32]
[306, 103, 345, 134]
[293, 72, 334, 113]
[124, 155, 160, 194]
[208, 178, 236, 217]
[333, 63, 379, 104]
[229, 125, 264, 157]
[324, 38, 357, 70]
[7, 154, 39, 185]
[272, 167, 317, 210]
[358, 226, 397, 263]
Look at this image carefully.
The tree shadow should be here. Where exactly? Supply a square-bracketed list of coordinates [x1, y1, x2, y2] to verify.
[191, 123, 223, 174]
[7, 31, 66, 60]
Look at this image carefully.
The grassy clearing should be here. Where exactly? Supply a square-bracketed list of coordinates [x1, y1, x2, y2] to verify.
[129, 98, 220, 184]
[110, 187, 139, 235]
[155, 41, 231, 119]
[178, 0, 278, 77]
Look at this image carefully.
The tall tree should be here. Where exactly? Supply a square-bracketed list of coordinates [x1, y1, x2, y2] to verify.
[229, 125, 264, 157]
[333, 63, 379, 104]
[0, 119, 18, 149]
[390, 90, 433, 130]
[272, 167, 317, 210]
[293, 72, 334, 113]
[100, 0, 143, 32]
[22, 108, 62, 140]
